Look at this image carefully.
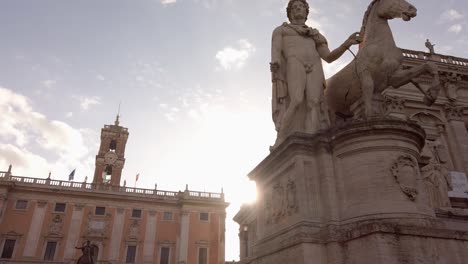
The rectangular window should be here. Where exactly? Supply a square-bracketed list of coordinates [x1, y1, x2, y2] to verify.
[43, 241, 57, 261]
[54, 203, 66, 213]
[199, 212, 209, 221]
[198, 247, 208, 264]
[125, 245, 136, 263]
[160, 247, 170, 264]
[163, 212, 173, 221]
[15, 200, 28, 210]
[131, 209, 142, 218]
[95, 206, 106, 216]
[1, 239, 16, 259]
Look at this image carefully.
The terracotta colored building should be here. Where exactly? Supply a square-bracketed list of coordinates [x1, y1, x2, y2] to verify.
[0, 118, 228, 264]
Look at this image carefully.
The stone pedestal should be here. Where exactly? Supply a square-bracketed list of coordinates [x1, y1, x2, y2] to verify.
[247, 118, 468, 264]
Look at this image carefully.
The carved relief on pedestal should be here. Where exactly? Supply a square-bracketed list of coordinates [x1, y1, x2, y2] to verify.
[421, 140, 453, 208]
[286, 179, 298, 215]
[48, 215, 63, 235]
[264, 178, 298, 224]
[442, 72, 462, 102]
[383, 96, 406, 119]
[444, 104, 464, 121]
[391, 155, 419, 201]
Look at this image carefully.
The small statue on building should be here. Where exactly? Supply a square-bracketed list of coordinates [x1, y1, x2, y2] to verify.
[425, 39, 436, 54]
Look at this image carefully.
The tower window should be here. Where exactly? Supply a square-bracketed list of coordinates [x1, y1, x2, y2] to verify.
[103, 166, 112, 183]
[109, 140, 117, 151]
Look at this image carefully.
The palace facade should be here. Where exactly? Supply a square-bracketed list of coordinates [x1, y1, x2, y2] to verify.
[0, 117, 228, 264]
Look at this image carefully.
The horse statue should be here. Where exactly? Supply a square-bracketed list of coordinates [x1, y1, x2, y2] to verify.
[325, 0, 441, 121]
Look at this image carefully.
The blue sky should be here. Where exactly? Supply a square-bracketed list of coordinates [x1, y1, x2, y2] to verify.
[1, 0, 467, 260]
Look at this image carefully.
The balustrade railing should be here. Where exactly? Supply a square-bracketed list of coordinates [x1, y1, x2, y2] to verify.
[401, 48, 468, 68]
[0, 171, 223, 201]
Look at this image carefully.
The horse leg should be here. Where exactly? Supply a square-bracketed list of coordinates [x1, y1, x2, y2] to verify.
[389, 62, 441, 105]
[390, 62, 438, 87]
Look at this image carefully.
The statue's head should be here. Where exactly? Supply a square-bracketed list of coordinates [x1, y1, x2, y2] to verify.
[286, 0, 309, 22]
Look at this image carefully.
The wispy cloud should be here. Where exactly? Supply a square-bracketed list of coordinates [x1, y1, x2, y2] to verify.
[161, 0, 177, 5]
[78, 96, 102, 110]
[216, 39, 256, 71]
[448, 24, 463, 34]
[439, 9, 464, 23]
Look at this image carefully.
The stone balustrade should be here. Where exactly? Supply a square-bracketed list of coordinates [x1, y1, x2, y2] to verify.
[401, 48, 468, 67]
[0, 172, 224, 202]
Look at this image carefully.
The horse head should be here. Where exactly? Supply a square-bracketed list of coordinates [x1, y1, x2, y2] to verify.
[377, 0, 417, 21]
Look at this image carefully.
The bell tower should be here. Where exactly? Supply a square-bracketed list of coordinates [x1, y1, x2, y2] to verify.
[93, 115, 129, 186]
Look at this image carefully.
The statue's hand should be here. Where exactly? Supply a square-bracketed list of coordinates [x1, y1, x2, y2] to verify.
[345, 32, 362, 47]
[270, 62, 280, 73]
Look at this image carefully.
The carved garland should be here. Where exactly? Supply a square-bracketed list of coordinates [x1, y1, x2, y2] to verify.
[390, 155, 419, 201]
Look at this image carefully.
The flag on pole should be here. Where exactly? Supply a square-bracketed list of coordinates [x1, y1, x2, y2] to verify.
[68, 169, 76, 181]
[134, 173, 140, 188]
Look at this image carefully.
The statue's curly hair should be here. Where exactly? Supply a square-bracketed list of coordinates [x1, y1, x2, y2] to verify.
[286, 0, 310, 22]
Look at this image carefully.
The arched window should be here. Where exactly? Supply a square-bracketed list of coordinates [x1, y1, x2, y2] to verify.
[109, 140, 117, 151]
[104, 166, 112, 183]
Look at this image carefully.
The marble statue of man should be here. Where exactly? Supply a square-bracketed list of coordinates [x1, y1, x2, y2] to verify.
[271, 0, 361, 147]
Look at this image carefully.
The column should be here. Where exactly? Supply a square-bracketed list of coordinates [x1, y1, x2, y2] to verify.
[218, 213, 226, 264]
[64, 204, 85, 260]
[177, 211, 190, 263]
[444, 104, 468, 174]
[23, 201, 47, 257]
[143, 211, 157, 263]
[108, 208, 125, 262]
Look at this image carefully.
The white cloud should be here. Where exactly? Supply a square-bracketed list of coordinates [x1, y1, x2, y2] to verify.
[0, 87, 96, 180]
[96, 75, 105, 81]
[448, 24, 463, 34]
[215, 39, 256, 70]
[161, 0, 177, 5]
[78, 96, 102, 110]
[439, 9, 464, 23]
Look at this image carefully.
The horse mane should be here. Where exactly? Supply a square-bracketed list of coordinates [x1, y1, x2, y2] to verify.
[359, 0, 380, 47]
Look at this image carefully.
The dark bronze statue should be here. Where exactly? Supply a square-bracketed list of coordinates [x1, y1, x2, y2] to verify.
[76, 240, 97, 264]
